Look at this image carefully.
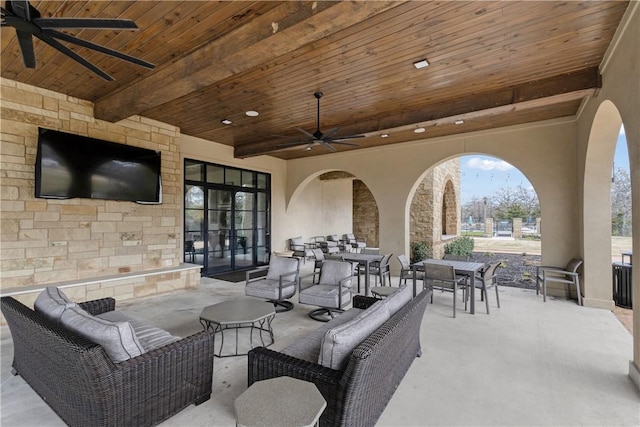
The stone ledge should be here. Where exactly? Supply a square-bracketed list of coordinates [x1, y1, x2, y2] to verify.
[0, 263, 202, 297]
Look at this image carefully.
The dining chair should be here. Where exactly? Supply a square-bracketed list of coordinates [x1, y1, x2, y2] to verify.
[535, 258, 583, 305]
[397, 254, 423, 286]
[443, 253, 473, 284]
[473, 261, 502, 314]
[369, 253, 392, 287]
[311, 248, 325, 283]
[424, 263, 467, 318]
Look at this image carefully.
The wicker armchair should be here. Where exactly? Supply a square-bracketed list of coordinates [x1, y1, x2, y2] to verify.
[1, 296, 215, 427]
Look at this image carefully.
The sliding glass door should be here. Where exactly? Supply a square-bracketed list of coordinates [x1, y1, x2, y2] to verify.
[184, 160, 270, 275]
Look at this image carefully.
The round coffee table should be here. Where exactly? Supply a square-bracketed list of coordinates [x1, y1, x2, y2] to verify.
[199, 298, 275, 357]
[235, 376, 326, 427]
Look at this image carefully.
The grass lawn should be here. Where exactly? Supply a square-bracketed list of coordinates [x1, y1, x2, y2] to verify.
[472, 236, 632, 261]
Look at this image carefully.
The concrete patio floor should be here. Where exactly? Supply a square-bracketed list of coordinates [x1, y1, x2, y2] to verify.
[1, 264, 638, 426]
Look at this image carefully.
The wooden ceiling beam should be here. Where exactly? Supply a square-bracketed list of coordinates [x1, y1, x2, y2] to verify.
[234, 67, 600, 158]
[93, 1, 405, 123]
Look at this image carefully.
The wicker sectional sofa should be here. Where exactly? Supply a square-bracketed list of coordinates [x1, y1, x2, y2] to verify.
[1, 290, 216, 427]
[248, 286, 432, 427]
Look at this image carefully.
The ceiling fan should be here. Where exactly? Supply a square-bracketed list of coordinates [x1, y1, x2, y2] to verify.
[0, 0, 154, 81]
[278, 92, 365, 152]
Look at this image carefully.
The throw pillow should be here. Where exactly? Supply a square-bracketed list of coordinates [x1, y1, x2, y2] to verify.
[60, 306, 144, 363]
[34, 286, 76, 322]
[318, 300, 390, 370]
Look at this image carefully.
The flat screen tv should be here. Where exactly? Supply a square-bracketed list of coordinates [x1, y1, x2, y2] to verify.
[35, 127, 162, 203]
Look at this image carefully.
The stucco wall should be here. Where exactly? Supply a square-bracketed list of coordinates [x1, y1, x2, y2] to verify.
[287, 119, 579, 273]
[575, 3, 639, 365]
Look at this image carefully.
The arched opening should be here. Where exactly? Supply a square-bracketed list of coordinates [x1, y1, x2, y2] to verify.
[285, 170, 379, 250]
[583, 100, 625, 308]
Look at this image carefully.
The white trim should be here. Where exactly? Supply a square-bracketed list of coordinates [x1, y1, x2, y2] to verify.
[0, 263, 202, 297]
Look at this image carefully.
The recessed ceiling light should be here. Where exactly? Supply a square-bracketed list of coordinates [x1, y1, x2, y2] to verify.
[454, 119, 465, 125]
[380, 133, 390, 138]
[413, 59, 429, 69]
[414, 127, 426, 133]
[221, 119, 232, 125]
[245, 110, 259, 117]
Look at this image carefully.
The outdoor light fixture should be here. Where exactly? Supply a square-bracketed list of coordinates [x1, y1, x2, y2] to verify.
[221, 119, 232, 125]
[245, 110, 259, 117]
[413, 59, 429, 69]
[454, 119, 465, 125]
[414, 127, 426, 133]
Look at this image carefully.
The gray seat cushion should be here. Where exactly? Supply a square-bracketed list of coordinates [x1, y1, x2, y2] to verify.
[34, 287, 76, 322]
[97, 311, 181, 352]
[299, 284, 350, 308]
[246, 279, 296, 300]
[281, 308, 363, 363]
[246, 256, 299, 300]
[60, 306, 145, 363]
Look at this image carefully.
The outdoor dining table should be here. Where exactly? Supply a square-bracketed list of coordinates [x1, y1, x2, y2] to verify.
[329, 253, 384, 296]
[412, 259, 487, 315]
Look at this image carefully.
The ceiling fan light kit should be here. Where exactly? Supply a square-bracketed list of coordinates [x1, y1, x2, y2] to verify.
[1, 0, 154, 81]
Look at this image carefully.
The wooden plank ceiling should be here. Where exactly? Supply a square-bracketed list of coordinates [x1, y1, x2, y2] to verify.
[1, 1, 629, 160]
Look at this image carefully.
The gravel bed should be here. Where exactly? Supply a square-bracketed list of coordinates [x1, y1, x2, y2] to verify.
[469, 251, 541, 290]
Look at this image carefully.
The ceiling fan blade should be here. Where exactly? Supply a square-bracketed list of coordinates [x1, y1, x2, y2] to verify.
[329, 141, 360, 147]
[323, 127, 340, 139]
[35, 32, 113, 80]
[33, 18, 138, 30]
[16, 30, 35, 68]
[46, 29, 154, 69]
[331, 134, 365, 141]
[320, 141, 337, 152]
[295, 127, 314, 139]
[7, 0, 31, 20]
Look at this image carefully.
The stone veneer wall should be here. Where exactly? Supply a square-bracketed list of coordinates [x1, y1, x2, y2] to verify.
[410, 159, 461, 259]
[353, 179, 379, 247]
[0, 78, 200, 322]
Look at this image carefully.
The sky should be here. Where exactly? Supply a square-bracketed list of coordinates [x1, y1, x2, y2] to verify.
[460, 126, 629, 204]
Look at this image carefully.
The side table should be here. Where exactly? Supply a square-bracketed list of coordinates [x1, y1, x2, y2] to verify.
[235, 376, 326, 427]
[200, 298, 275, 357]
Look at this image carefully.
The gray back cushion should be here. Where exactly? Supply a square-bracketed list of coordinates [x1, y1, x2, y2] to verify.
[34, 287, 76, 322]
[290, 236, 304, 246]
[383, 285, 412, 316]
[318, 300, 390, 370]
[60, 306, 144, 363]
[266, 256, 299, 281]
[319, 260, 353, 288]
